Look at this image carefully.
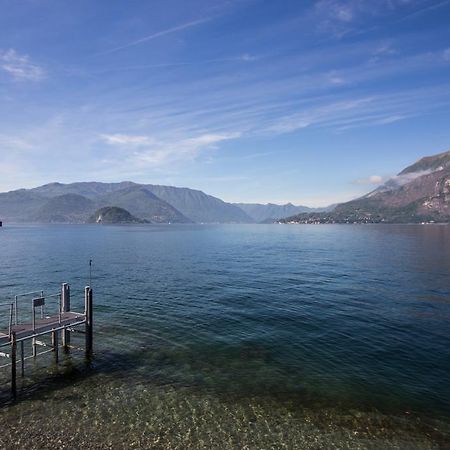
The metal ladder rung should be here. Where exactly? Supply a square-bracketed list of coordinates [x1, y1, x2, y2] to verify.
[67, 328, 86, 334]
[35, 340, 53, 348]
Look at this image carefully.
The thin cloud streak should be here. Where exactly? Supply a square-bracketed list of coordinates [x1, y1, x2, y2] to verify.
[91, 54, 259, 74]
[399, 0, 450, 22]
[99, 17, 214, 55]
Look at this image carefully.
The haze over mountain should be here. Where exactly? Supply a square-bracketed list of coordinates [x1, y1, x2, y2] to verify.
[281, 150, 450, 224]
[144, 185, 250, 224]
[0, 182, 253, 224]
[33, 194, 95, 223]
[234, 203, 334, 223]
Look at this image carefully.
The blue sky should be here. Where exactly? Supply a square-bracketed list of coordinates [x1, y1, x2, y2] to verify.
[0, 0, 449, 206]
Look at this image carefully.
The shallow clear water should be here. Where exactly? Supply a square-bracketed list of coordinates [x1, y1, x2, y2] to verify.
[0, 223, 449, 448]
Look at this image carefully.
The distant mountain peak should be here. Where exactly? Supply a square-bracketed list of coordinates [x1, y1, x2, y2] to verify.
[282, 149, 450, 224]
[399, 149, 450, 175]
[365, 150, 450, 198]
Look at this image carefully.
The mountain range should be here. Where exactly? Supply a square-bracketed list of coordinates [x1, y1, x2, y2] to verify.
[281, 150, 450, 224]
[2, 150, 447, 224]
[0, 181, 323, 224]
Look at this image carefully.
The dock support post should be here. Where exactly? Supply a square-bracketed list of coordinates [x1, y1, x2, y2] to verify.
[11, 332, 17, 398]
[85, 286, 93, 359]
[52, 330, 59, 363]
[61, 283, 71, 352]
[20, 341, 25, 377]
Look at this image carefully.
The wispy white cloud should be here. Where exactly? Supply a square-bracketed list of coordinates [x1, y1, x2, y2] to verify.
[105, 42, 450, 138]
[265, 97, 375, 134]
[99, 17, 213, 55]
[316, 0, 355, 23]
[184, 132, 240, 147]
[100, 134, 155, 146]
[100, 130, 241, 169]
[240, 53, 259, 62]
[353, 174, 386, 185]
[0, 49, 45, 81]
[312, 0, 426, 37]
[132, 132, 240, 167]
[334, 113, 413, 131]
[373, 114, 408, 124]
[364, 168, 441, 197]
[369, 42, 398, 63]
[0, 134, 34, 151]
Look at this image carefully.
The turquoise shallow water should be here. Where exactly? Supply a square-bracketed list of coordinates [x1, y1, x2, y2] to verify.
[0, 223, 449, 448]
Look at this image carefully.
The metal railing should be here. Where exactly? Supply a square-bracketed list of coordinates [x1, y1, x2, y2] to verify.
[31, 292, 62, 332]
[14, 290, 43, 326]
[2, 290, 63, 334]
[0, 302, 14, 338]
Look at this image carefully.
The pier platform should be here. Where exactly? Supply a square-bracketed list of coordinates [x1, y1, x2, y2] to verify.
[0, 311, 86, 346]
[0, 283, 93, 397]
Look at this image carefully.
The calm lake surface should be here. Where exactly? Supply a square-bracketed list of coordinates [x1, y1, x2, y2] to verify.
[0, 223, 449, 449]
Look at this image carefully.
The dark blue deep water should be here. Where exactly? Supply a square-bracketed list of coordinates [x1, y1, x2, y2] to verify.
[0, 224, 449, 448]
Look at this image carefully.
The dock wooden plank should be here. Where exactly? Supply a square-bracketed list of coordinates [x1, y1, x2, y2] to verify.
[0, 312, 86, 346]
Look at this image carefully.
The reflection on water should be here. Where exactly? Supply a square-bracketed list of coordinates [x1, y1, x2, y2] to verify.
[0, 224, 449, 448]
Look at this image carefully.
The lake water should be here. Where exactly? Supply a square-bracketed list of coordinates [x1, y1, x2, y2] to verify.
[0, 223, 449, 449]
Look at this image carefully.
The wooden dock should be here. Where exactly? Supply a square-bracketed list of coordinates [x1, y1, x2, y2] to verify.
[0, 283, 93, 398]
